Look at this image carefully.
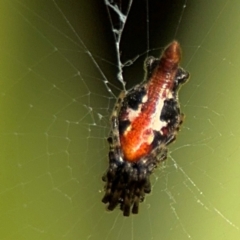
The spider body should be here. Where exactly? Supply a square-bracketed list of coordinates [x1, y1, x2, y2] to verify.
[102, 41, 189, 216]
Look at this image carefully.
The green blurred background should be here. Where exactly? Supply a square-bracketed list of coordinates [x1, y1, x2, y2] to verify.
[1, 0, 240, 239]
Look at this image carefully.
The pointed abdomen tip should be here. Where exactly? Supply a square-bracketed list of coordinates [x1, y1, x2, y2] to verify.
[164, 40, 182, 63]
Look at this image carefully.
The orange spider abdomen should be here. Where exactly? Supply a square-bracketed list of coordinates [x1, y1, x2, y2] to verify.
[119, 41, 181, 162]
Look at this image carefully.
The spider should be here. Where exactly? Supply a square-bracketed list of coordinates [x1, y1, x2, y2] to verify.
[102, 41, 189, 216]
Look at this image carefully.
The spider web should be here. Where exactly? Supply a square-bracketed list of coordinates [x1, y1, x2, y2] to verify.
[1, 0, 240, 239]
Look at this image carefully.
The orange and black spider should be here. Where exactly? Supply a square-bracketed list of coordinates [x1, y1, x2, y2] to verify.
[102, 41, 190, 216]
